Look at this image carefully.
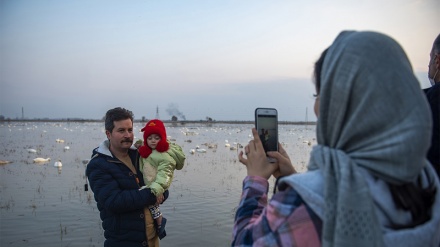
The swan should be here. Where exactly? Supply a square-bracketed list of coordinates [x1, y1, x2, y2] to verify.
[207, 144, 217, 149]
[56, 138, 65, 143]
[195, 147, 207, 153]
[0, 160, 12, 165]
[189, 149, 195, 154]
[229, 142, 242, 150]
[303, 140, 312, 146]
[64, 146, 70, 150]
[54, 160, 62, 167]
[33, 157, 51, 163]
[27, 149, 37, 153]
[183, 131, 197, 136]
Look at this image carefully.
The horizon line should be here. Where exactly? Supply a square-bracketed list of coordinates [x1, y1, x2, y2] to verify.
[0, 118, 317, 125]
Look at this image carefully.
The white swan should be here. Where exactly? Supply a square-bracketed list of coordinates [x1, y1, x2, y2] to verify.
[33, 157, 51, 163]
[54, 160, 62, 167]
[27, 149, 37, 153]
[207, 144, 217, 149]
[56, 138, 65, 143]
[195, 147, 207, 153]
[0, 160, 12, 165]
[64, 146, 70, 150]
[302, 140, 312, 146]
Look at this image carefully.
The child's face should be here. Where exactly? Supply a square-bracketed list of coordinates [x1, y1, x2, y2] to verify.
[147, 134, 161, 149]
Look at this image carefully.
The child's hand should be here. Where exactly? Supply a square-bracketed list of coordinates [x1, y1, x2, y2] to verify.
[134, 139, 143, 149]
[156, 194, 164, 204]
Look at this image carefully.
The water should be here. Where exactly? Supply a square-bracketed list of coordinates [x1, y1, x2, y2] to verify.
[0, 122, 316, 247]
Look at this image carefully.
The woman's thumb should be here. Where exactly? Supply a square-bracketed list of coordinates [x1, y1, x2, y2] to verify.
[267, 151, 284, 162]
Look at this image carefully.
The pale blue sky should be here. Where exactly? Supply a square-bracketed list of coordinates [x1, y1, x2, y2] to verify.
[1, 0, 438, 121]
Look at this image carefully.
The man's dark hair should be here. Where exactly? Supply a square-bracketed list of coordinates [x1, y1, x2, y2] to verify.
[434, 33, 440, 54]
[104, 107, 134, 132]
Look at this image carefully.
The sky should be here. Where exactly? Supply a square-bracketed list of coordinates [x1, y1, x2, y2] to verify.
[1, 0, 439, 121]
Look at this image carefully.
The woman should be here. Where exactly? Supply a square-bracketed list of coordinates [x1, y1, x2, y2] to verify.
[232, 31, 440, 247]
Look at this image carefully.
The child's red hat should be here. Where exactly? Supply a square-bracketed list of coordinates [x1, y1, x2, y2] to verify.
[138, 119, 169, 158]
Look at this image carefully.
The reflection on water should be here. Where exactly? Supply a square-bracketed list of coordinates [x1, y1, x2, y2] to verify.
[0, 122, 316, 247]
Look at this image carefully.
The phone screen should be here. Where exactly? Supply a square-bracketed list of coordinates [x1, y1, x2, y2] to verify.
[255, 108, 278, 161]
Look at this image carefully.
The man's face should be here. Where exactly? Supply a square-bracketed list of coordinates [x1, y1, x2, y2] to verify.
[147, 134, 161, 149]
[428, 46, 439, 80]
[106, 118, 134, 152]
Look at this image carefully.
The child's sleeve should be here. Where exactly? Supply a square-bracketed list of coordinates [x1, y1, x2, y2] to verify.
[167, 142, 186, 170]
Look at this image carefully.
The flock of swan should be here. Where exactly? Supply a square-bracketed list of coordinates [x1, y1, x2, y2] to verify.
[0, 138, 70, 167]
[33, 157, 64, 167]
[31, 139, 69, 167]
[188, 140, 243, 154]
[0, 127, 314, 166]
[31, 157, 62, 167]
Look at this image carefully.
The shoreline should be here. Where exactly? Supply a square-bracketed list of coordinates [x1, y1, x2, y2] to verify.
[0, 119, 316, 125]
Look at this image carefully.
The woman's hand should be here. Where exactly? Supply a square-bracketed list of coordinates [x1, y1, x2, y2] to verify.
[268, 143, 296, 178]
[238, 128, 278, 179]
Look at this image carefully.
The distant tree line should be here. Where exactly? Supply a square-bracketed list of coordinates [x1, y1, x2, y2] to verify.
[0, 114, 315, 125]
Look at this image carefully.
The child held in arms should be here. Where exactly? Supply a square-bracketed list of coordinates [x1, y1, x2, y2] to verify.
[138, 119, 185, 239]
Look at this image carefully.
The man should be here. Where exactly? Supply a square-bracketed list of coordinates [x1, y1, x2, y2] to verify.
[86, 107, 167, 247]
[425, 34, 440, 177]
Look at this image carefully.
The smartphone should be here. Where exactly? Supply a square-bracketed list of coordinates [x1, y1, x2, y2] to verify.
[255, 108, 278, 163]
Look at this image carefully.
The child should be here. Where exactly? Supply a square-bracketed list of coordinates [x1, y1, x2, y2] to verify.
[138, 119, 185, 240]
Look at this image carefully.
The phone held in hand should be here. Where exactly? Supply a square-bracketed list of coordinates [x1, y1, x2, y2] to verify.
[255, 108, 278, 163]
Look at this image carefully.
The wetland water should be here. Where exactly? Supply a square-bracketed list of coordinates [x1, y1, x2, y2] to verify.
[0, 122, 315, 247]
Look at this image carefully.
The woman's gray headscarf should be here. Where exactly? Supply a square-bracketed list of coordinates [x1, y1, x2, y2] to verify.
[283, 31, 433, 247]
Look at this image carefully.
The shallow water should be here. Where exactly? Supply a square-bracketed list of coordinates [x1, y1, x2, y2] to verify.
[0, 122, 315, 247]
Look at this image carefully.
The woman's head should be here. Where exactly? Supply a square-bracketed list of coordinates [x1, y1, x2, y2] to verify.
[306, 31, 435, 247]
[314, 31, 432, 182]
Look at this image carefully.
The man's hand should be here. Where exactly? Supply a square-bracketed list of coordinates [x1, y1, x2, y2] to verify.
[156, 194, 164, 205]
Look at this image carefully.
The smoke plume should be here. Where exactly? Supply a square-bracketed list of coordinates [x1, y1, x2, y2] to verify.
[166, 103, 186, 120]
